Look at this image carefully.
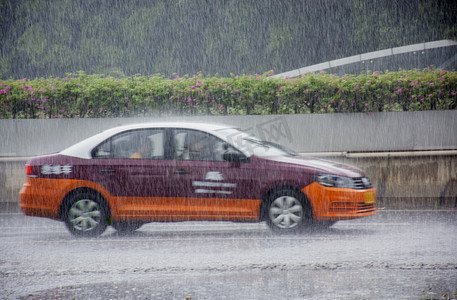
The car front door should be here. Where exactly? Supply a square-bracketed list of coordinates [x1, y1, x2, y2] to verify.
[165, 129, 260, 221]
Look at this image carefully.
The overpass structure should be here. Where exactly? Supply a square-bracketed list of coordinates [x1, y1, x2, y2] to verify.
[274, 40, 457, 78]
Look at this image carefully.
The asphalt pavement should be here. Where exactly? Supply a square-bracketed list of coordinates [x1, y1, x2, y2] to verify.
[1, 204, 456, 299]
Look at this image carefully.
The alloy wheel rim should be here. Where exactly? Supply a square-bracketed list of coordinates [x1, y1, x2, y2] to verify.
[269, 196, 303, 229]
[68, 199, 102, 232]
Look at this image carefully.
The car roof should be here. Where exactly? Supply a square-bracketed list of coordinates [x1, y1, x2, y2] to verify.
[106, 122, 232, 132]
[60, 122, 236, 159]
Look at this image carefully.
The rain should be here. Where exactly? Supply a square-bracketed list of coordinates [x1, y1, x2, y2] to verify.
[2, 0, 456, 78]
[1, 0, 457, 299]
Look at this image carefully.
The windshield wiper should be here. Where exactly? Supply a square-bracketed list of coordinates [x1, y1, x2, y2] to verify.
[261, 141, 297, 156]
[243, 138, 270, 148]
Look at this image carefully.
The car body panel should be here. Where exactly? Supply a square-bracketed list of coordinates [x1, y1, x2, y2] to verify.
[109, 197, 261, 221]
[19, 122, 376, 232]
[302, 182, 377, 220]
[19, 177, 263, 222]
[20, 177, 112, 219]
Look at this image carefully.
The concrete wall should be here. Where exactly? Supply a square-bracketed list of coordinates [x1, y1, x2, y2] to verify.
[1, 110, 456, 156]
[1, 111, 457, 209]
[327, 153, 457, 209]
[0, 158, 26, 210]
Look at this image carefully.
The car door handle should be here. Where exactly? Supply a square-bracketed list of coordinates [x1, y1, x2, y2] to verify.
[101, 168, 115, 174]
[174, 169, 188, 175]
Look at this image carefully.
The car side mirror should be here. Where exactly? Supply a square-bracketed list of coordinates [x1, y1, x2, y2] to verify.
[223, 151, 245, 164]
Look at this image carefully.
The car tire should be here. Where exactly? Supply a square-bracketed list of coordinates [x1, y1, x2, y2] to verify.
[62, 191, 109, 237]
[265, 187, 312, 233]
[112, 221, 143, 233]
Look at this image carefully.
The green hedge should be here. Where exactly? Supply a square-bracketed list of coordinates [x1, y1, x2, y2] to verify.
[1, 68, 456, 119]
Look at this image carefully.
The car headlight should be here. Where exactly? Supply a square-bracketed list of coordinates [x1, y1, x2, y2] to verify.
[314, 174, 356, 188]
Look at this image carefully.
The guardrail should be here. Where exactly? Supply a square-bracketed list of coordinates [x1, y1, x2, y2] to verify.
[274, 40, 457, 78]
[1, 111, 457, 156]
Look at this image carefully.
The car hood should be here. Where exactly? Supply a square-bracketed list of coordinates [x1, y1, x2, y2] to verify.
[262, 155, 366, 178]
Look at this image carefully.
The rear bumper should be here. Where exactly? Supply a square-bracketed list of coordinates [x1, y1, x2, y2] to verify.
[19, 177, 95, 220]
[20, 180, 62, 219]
[302, 182, 376, 221]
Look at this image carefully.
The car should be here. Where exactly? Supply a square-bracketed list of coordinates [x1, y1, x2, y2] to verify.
[20, 122, 376, 236]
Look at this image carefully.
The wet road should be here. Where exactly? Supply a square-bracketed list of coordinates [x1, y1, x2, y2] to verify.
[1, 209, 456, 299]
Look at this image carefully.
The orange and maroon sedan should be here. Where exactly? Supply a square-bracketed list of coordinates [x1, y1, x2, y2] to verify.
[20, 122, 376, 236]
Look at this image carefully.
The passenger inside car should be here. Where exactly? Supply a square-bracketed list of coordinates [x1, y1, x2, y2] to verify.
[130, 136, 153, 159]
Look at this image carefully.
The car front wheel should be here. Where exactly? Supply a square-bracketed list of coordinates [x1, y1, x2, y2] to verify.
[265, 188, 312, 233]
[62, 191, 109, 237]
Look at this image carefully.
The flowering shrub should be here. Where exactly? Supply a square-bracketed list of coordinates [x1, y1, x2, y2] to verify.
[0, 68, 456, 118]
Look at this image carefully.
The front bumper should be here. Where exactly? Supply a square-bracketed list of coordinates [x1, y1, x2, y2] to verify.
[302, 182, 376, 221]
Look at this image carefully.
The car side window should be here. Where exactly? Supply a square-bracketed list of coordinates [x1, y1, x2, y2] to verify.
[92, 129, 164, 159]
[172, 129, 234, 161]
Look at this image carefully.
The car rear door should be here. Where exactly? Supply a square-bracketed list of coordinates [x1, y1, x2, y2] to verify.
[89, 128, 171, 217]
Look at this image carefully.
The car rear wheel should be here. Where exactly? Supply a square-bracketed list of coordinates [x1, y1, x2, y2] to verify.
[63, 191, 109, 237]
[265, 187, 312, 233]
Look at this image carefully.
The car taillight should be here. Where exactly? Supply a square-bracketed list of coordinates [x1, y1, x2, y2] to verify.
[25, 164, 37, 177]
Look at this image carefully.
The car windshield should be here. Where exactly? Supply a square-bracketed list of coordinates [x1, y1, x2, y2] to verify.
[216, 128, 296, 157]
